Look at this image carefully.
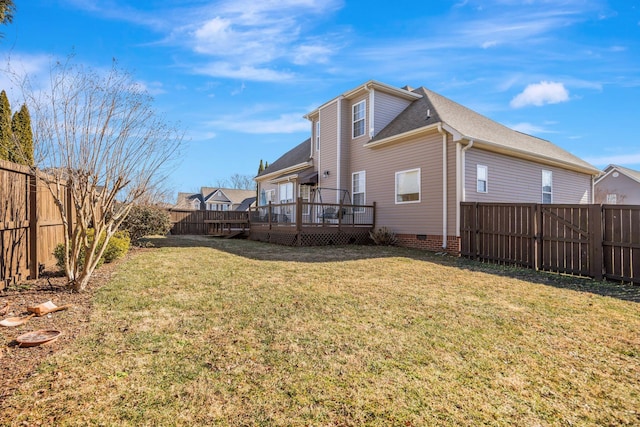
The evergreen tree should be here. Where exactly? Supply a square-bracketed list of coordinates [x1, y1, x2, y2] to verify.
[258, 159, 264, 174]
[11, 104, 34, 165]
[0, 0, 14, 27]
[0, 90, 11, 160]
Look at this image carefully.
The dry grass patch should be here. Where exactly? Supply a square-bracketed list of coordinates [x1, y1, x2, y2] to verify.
[1, 236, 639, 426]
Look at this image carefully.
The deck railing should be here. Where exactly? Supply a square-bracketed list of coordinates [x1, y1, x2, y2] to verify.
[249, 198, 375, 230]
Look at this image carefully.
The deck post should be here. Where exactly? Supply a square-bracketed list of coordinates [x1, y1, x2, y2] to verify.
[372, 201, 376, 229]
[296, 197, 303, 246]
[268, 202, 272, 230]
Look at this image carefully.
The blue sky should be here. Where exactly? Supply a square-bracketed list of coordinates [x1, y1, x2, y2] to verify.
[2, 0, 639, 197]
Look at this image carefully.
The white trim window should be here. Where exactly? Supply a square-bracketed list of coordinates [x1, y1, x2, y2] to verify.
[352, 100, 366, 138]
[315, 121, 320, 151]
[352, 171, 366, 212]
[279, 182, 294, 204]
[542, 170, 553, 203]
[299, 185, 311, 215]
[606, 193, 617, 204]
[395, 168, 421, 203]
[477, 165, 488, 193]
[192, 199, 201, 210]
[264, 189, 275, 204]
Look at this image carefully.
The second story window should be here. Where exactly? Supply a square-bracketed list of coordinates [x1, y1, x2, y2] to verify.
[477, 165, 488, 193]
[352, 100, 365, 138]
[316, 121, 320, 151]
[542, 170, 553, 203]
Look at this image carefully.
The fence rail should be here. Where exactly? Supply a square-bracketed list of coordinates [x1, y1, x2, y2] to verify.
[461, 202, 640, 284]
[1, 160, 70, 290]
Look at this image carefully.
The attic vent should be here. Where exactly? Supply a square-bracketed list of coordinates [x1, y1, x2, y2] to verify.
[401, 85, 414, 91]
[426, 108, 431, 120]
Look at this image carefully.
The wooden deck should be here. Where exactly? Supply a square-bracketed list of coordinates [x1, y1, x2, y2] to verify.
[248, 199, 375, 246]
[169, 199, 376, 246]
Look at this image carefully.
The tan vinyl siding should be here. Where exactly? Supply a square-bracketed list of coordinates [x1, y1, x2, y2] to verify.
[465, 149, 592, 204]
[318, 101, 338, 195]
[373, 91, 413, 137]
[595, 173, 640, 204]
[356, 130, 445, 235]
[339, 98, 351, 201]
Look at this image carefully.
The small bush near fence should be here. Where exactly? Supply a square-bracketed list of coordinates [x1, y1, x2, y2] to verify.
[54, 229, 130, 270]
[119, 205, 172, 245]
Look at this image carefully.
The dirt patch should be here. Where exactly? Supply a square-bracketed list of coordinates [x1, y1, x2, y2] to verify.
[0, 260, 121, 404]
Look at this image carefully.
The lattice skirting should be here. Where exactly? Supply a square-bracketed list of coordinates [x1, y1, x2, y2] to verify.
[248, 228, 372, 247]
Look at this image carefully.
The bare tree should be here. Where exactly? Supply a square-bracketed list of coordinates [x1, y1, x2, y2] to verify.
[213, 174, 254, 190]
[16, 59, 183, 291]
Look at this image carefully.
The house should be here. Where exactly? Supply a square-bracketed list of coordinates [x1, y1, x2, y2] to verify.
[255, 81, 601, 252]
[174, 187, 256, 211]
[594, 164, 640, 204]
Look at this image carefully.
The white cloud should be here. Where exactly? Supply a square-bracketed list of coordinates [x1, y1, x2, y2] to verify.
[210, 112, 309, 134]
[173, 0, 342, 77]
[194, 62, 295, 82]
[510, 81, 569, 108]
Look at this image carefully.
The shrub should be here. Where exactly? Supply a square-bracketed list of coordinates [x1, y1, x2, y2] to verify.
[54, 229, 130, 270]
[120, 204, 172, 244]
[369, 227, 398, 246]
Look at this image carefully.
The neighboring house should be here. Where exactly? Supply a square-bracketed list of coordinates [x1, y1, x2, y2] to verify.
[174, 187, 256, 211]
[255, 80, 601, 252]
[594, 164, 640, 204]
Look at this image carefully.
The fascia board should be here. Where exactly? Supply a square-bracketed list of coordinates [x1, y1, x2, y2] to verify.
[254, 162, 312, 182]
[469, 139, 601, 176]
[364, 123, 441, 148]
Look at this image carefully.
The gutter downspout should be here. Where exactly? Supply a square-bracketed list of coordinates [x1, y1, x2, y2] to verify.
[456, 142, 462, 237]
[438, 124, 447, 250]
[461, 140, 475, 202]
[336, 96, 343, 203]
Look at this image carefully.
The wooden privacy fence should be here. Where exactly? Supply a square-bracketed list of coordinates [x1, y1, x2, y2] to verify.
[169, 209, 250, 236]
[1, 160, 71, 290]
[461, 202, 640, 285]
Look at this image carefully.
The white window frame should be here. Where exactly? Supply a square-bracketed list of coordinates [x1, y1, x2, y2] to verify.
[299, 185, 311, 215]
[395, 168, 421, 204]
[352, 171, 366, 212]
[315, 121, 320, 151]
[606, 193, 617, 204]
[279, 182, 294, 204]
[477, 165, 488, 193]
[352, 100, 366, 139]
[542, 170, 553, 203]
[192, 199, 201, 210]
[264, 189, 275, 204]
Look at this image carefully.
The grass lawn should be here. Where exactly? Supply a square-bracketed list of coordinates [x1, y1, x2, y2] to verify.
[2, 235, 639, 426]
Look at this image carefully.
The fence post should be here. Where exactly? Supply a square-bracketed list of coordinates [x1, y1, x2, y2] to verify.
[589, 204, 603, 280]
[470, 203, 478, 259]
[29, 171, 39, 279]
[268, 202, 272, 230]
[533, 204, 541, 271]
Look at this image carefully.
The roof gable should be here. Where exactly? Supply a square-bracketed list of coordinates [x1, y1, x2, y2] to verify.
[598, 164, 640, 185]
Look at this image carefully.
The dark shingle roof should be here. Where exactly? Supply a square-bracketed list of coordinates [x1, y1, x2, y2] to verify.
[371, 86, 598, 173]
[235, 196, 257, 211]
[257, 138, 311, 178]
